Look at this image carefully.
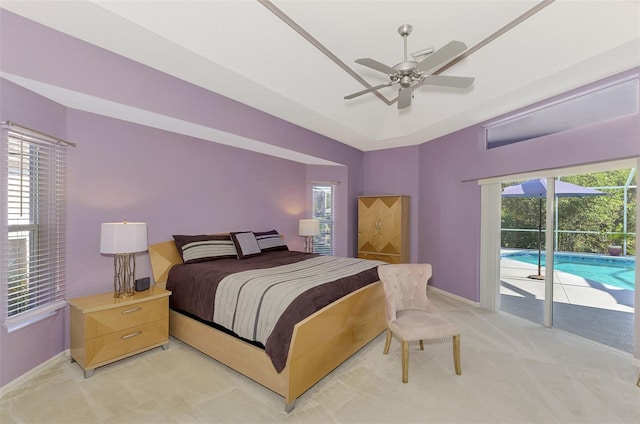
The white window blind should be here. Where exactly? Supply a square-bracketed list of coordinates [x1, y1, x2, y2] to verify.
[2, 122, 71, 332]
[311, 183, 335, 255]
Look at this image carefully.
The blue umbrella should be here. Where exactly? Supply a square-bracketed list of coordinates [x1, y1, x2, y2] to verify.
[502, 178, 606, 279]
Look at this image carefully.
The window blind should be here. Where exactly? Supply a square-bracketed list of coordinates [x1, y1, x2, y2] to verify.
[2, 122, 70, 332]
[311, 183, 335, 256]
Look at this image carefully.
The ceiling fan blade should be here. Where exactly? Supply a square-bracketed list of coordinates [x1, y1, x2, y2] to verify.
[344, 82, 394, 100]
[355, 58, 397, 75]
[420, 75, 475, 88]
[397, 87, 412, 109]
[416, 40, 467, 72]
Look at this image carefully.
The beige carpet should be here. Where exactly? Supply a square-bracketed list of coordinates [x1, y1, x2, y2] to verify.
[1, 292, 639, 423]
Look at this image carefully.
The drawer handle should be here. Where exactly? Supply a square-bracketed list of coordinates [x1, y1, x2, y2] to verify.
[121, 331, 142, 340]
[121, 307, 142, 314]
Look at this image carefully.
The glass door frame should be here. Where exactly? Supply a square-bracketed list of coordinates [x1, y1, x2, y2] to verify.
[479, 158, 639, 340]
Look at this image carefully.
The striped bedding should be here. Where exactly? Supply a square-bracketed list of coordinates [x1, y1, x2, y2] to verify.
[214, 256, 385, 346]
[166, 250, 383, 372]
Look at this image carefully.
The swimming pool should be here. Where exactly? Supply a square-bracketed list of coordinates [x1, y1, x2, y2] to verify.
[501, 251, 636, 290]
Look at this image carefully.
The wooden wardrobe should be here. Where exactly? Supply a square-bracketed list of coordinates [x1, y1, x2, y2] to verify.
[357, 195, 409, 264]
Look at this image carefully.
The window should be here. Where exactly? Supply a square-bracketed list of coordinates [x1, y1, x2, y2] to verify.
[1, 122, 71, 332]
[311, 183, 335, 255]
[485, 78, 639, 149]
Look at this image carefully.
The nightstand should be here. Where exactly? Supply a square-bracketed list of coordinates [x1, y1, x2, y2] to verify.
[68, 286, 171, 378]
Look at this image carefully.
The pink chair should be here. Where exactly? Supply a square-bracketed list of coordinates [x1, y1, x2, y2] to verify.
[377, 264, 461, 383]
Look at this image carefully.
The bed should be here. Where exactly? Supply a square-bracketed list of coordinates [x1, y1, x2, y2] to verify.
[148, 232, 387, 411]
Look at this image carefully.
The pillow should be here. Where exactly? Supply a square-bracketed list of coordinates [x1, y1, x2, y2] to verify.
[254, 230, 289, 252]
[173, 234, 237, 263]
[230, 231, 262, 259]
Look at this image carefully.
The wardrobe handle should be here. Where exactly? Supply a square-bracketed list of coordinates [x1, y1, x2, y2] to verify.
[121, 331, 142, 340]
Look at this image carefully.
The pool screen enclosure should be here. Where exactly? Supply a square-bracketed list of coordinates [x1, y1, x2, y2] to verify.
[501, 178, 606, 279]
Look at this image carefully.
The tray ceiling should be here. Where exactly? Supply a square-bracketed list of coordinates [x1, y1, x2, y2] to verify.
[1, 0, 638, 156]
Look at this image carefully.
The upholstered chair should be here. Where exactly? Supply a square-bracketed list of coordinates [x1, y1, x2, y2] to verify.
[377, 263, 461, 383]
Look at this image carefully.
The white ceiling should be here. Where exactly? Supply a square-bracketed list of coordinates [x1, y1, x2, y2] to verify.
[1, 0, 639, 158]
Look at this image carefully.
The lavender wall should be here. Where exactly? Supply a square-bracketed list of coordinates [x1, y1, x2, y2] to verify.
[363, 146, 420, 262]
[65, 108, 311, 296]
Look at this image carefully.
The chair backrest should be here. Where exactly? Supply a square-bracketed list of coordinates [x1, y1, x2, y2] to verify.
[377, 264, 433, 323]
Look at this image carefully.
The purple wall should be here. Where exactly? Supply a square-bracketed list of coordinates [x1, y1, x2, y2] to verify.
[65, 108, 311, 295]
[363, 146, 420, 262]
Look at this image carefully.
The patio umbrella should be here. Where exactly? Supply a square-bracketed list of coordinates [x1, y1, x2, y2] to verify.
[501, 178, 606, 279]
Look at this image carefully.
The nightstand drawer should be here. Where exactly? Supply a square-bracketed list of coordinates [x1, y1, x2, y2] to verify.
[69, 287, 171, 377]
[85, 318, 168, 368]
[85, 297, 168, 338]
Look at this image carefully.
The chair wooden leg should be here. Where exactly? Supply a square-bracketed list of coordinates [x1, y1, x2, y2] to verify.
[402, 341, 409, 383]
[453, 335, 461, 375]
[419, 340, 424, 350]
[383, 329, 392, 354]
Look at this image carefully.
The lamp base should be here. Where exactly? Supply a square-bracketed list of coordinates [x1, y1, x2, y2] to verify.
[304, 236, 314, 253]
[113, 253, 136, 298]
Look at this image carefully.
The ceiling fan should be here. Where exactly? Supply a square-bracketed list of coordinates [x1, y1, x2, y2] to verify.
[345, 24, 474, 109]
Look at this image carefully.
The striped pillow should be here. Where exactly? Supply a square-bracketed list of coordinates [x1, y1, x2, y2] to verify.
[173, 234, 237, 263]
[254, 230, 289, 252]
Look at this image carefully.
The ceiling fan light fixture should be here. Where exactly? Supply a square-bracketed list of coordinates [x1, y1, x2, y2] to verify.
[345, 24, 474, 109]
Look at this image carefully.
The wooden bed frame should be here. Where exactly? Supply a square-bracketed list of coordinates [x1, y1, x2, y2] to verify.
[148, 240, 386, 411]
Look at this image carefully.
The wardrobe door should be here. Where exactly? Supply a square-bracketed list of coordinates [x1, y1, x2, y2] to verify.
[358, 197, 381, 254]
[376, 196, 405, 258]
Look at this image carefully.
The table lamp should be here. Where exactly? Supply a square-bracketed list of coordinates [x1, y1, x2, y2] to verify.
[100, 221, 148, 297]
[298, 219, 320, 253]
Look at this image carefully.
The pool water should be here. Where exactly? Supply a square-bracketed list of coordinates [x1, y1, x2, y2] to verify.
[502, 251, 636, 290]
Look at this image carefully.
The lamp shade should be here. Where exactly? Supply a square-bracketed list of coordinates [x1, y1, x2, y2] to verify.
[298, 219, 320, 236]
[100, 222, 148, 254]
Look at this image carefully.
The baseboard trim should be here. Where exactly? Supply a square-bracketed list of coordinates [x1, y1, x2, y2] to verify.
[428, 286, 481, 307]
[0, 349, 69, 398]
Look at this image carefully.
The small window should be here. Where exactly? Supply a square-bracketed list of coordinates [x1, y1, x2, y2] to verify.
[2, 123, 71, 332]
[311, 183, 335, 255]
[485, 78, 639, 149]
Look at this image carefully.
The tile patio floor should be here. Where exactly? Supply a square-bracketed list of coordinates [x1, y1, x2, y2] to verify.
[500, 257, 635, 352]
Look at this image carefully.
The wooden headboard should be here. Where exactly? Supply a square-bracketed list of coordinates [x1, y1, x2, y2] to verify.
[149, 240, 183, 286]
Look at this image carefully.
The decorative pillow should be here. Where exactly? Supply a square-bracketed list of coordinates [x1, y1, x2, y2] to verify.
[173, 234, 237, 263]
[230, 231, 262, 259]
[254, 230, 289, 252]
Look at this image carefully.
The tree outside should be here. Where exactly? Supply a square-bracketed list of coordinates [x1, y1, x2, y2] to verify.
[501, 169, 636, 256]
